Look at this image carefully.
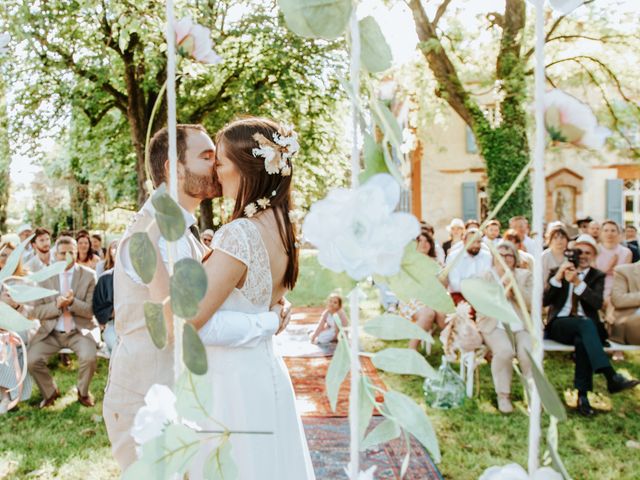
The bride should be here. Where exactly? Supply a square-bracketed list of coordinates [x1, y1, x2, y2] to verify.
[182, 117, 314, 479]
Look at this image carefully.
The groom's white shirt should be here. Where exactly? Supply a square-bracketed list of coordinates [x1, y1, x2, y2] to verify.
[119, 196, 279, 346]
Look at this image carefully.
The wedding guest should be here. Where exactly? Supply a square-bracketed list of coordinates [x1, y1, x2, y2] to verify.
[76, 230, 100, 270]
[477, 241, 532, 414]
[610, 262, 640, 345]
[0, 242, 33, 414]
[542, 226, 570, 287]
[27, 236, 99, 408]
[509, 216, 535, 254]
[16, 224, 34, 262]
[502, 229, 534, 270]
[595, 220, 632, 301]
[24, 227, 52, 273]
[465, 219, 480, 230]
[96, 239, 118, 277]
[420, 222, 445, 265]
[623, 224, 640, 262]
[543, 234, 639, 416]
[483, 219, 501, 246]
[310, 294, 349, 344]
[576, 216, 593, 237]
[201, 229, 214, 248]
[587, 220, 601, 243]
[443, 218, 465, 257]
[93, 241, 119, 354]
[91, 234, 106, 259]
[446, 228, 492, 309]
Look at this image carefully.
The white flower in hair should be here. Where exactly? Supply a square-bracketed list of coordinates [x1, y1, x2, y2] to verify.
[273, 129, 300, 162]
[252, 143, 280, 174]
[257, 197, 271, 209]
[252, 127, 299, 175]
[244, 203, 258, 218]
[281, 165, 292, 176]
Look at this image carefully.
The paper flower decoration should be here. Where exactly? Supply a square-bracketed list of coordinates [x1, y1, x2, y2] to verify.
[544, 89, 611, 150]
[479, 463, 563, 480]
[174, 17, 221, 65]
[344, 465, 377, 480]
[0, 33, 10, 57]
[548, 0, 585, 14]
[131, 384, 178, 445]
[303, 173, 420, 280]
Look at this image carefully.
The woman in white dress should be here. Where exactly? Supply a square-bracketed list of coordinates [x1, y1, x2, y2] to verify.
[184, 117, 315, 479]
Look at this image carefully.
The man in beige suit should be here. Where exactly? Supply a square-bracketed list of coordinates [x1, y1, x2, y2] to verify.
[27, 236, 98, 408]
[104, 125, 284, 472]
[610, 262, 640, 345]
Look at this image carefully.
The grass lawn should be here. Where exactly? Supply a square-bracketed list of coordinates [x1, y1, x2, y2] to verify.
[2, 250, 639, 479]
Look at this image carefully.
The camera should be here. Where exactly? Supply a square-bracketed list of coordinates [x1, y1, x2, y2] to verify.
[564, 248, 581, 268]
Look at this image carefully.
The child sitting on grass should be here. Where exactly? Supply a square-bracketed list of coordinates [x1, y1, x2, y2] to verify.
[310, 294, 349, 344]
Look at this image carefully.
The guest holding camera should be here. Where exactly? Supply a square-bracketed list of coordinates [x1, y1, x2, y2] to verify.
[544, 234, 639, 416]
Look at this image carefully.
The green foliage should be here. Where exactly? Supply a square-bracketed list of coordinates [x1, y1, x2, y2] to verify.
[372, 348, 437, 379]
[175, 370, 214, 427]
[204, 439, 238, 480]
[26, 260, 70, 283]
[278, 0, 352, 40]
[325, 332, 350, 412]
[144, 302, 167, 350]
[0, 301, 34, 331]
[152, 188, 186, 242]
[361, 418, 401, 451]
[5, 285, 58, 303]
[363, 313, 434, 342]
[182, 322, 208, 375]
[130, 232, 157, 284]
[526, 350, 568, 422]
[0, 235, 32, 283]
[359, 16, 392, 73]
[461, 277, 522, 328]
[170, 259, 208, 319]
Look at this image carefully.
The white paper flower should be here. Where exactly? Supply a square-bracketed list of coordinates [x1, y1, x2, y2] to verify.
[303, 173, 420, 280]
[175, 17, 221, 65]
[0, 33, 10, 57]
[273, 130, 300, 161]
[244, 203, 258, 218]
[131, 384, 178, 445]
[544, 89, 611, 150]
[344, 465, 377, 480]
[257, 197, 271, 209]
[252, 145, 279, 174]
[548, 0, 584, 14]
[479, 464, 563, 480]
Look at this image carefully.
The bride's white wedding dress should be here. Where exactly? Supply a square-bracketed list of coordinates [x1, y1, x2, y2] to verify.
[190, 218, 315, 480]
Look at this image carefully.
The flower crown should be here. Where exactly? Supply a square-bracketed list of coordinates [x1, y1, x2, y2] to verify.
[251, 126, 299, 176]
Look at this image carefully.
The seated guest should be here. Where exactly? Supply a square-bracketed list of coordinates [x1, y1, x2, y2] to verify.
[93, 240, 119, 354]
[24, 227, 52, 273]
[76, 230, 100, 270]
[543, 234, 639, 416]
[465, 219, 480, 230]
[542, 226, 570, 286]
[443, 218, 465, 258]
[477, 241, 532, 414]
[201, 229, 214, 248]
[623, 225, 640, 263]
[610, 263, 640, 345]
[575, 216, 593, 239]
[91, 234, 106, 259]
[446, 228, 492, 308]
[595, 220, 632, 302]
[587, 220, 600, 243]
[96, 239, 118, 277]
[502, 229, 534, 270]
[509, 215, 535, 254]
[310, 294, 349, 344]
[483, 219, 501, 247]
[0, 242, 33, 414]
[27, 236, 99, 408]
[420, 221, 445, 265]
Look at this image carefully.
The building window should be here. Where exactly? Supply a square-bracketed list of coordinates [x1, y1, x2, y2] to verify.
[623, 179, 640, 227]
[465, 126, 478, 154]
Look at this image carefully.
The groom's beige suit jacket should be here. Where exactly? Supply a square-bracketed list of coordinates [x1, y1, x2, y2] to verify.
[103, 203, 205, 472]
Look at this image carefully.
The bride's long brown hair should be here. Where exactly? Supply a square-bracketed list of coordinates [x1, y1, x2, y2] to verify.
[215, 117, 299, 289]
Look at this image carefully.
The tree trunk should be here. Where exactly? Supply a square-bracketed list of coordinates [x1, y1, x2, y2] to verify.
[199, 199, 214, 230]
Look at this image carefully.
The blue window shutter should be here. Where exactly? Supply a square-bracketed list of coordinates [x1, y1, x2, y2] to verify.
[462, 182, 478, 221]
[606, 179, 623, 227]
[465, 126, 478, 154]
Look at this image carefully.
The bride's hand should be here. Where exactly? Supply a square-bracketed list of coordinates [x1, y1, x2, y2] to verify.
[273, 297, 292, 335]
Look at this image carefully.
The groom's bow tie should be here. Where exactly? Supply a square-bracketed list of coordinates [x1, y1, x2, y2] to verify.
[189, 224, 201, 241]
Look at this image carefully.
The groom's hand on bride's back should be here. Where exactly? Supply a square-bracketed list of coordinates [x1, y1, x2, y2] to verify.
[272, 297, 292, 335]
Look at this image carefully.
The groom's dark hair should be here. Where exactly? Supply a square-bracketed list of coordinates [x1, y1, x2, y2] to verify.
[149, 124, 207, 187]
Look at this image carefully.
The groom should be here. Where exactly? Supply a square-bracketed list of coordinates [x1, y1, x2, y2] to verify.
[104, 124, 286, 471]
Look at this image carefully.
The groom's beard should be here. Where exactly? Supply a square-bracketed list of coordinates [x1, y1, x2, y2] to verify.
[182, 166, 220, 199]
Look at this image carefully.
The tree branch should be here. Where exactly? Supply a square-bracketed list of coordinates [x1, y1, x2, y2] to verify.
[432, 0, 452, 28]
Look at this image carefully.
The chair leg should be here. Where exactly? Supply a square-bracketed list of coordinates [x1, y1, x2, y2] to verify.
[464, 352, 475, 398]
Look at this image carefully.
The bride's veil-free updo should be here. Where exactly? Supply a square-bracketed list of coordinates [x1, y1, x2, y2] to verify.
[215, 117, 299, 289]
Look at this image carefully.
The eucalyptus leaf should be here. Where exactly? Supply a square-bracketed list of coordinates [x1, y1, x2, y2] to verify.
[140, 424, 200, 477]
[372, 100, 403, 153]
[0, 235, 33, 284]
[325, 336, 350, 412]
[144, 302, 167, 349]
[372, 348, 437, 379]
[361, 418, 401, 451]
[26, 260, 69, 283]
[204, 439, 238, 480]
[278, 0, 353, 40]
[152, 185, 186, 242]
[0, 302, 35, 332]
[461, 277, 522, 328]
[5, 285, 58, 303]
[385, 243, 455, 314]
[380, 139, 404, 184]
[170, 259, 208, 319]
[359, 133, 389, 184]
[183, 322, 208, 375]
[121, 460, 155, 480]
[358, 375, 374, 442]
[364, 314, 433, 342]
[130, 232, 157, 284]
[359, 16, 392, 73]
[176, 370, 214, 426]
[547, 419, 572, 480]
[525, 350, 567, 421]
[400, 437, 411, 478]
[384, 390, 441, 463]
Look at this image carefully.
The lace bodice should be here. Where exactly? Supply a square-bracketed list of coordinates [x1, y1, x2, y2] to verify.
[212, 218, 272, 310]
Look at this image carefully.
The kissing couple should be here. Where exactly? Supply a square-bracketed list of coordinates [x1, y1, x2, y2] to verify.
[103, 117, 315, 479]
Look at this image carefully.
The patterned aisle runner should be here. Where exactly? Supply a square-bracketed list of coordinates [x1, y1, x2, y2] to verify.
[282, 308, 443, 480]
